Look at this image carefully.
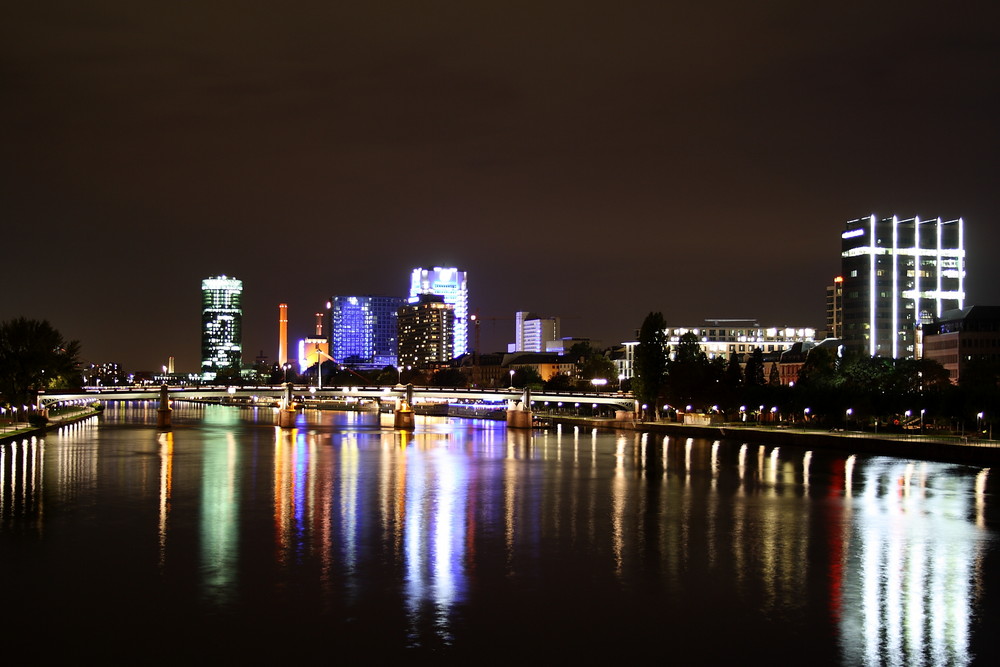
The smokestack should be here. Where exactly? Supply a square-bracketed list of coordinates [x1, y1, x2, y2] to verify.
[278, 303, 288, 366]
[315, 312, 324, 337]
[167, 356, 175, 374]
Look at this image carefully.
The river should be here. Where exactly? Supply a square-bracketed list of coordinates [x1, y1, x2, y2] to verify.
[2, 401, 997, 663]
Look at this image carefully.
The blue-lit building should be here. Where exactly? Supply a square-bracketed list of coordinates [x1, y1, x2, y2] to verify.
[409, 267, 468, 360]
[330, 295, 407, 369]
[201, 275, 243, 380]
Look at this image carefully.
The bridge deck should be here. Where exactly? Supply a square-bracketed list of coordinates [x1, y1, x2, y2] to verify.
[40, 385, 636, 411]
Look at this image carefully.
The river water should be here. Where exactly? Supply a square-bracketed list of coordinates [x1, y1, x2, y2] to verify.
[2, 402, 997, 663]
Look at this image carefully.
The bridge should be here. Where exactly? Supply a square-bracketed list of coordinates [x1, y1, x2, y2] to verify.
[38, 384, 638, 429]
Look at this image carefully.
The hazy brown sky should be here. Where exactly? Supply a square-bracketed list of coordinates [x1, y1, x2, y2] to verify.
[3, 1, 998, 370]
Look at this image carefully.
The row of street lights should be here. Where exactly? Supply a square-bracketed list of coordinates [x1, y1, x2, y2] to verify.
[1, 405, 35, 433]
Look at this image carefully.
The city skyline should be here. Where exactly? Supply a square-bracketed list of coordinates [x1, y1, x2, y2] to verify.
[3, 3, 999, 370]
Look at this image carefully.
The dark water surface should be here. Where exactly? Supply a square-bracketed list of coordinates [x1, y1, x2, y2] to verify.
[2, 402, 997, 663]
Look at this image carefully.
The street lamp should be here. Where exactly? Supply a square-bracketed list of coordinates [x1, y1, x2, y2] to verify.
[509, 369, 515, 388]
[846, 408, 853, 430]
[920, 408, 926, 433]
[977, 411, 984, 436]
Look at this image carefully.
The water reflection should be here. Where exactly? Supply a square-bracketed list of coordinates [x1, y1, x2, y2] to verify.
[2, 404, 995, 662]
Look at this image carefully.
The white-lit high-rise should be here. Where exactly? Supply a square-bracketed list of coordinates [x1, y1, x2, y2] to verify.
[201, 275, 243, 380]
[841, 215, 965, 358]
[408, 267, 468, 360]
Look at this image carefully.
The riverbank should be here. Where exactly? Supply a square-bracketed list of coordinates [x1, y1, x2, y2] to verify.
[544, 414, 1000, 466]
[0, 406, 103, 445]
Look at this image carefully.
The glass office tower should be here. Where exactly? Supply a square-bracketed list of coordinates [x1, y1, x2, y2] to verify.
[330, 295, 407, 368]
[841, 215, 965, 358]
[201, 275, 243, 380]
[408, 267, 468, 360]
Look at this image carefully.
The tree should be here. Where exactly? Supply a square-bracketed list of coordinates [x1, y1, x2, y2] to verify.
[665, 332, 711, 409]
[431, 367, 467, 387]
[579, 354, 617, 385]
[544, 373, 574, 391]
[633, 312, 667, 419]
[768, 362, 781, 386]
[744, 348, 766, 387]
[511, 367, 543, 388]
[0, 318, 82, 406]
[796, 346, 837, 390]
[724, 354, 743, 389]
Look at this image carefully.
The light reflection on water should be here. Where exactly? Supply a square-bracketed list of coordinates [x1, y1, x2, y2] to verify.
[1, 402, 996, 662]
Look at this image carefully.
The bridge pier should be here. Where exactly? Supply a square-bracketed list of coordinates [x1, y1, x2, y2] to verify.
[506, 386, 533, 429]
[276, 382, 297, 428]
[394, 383, 415, 430]
[156, 384, 172, 429]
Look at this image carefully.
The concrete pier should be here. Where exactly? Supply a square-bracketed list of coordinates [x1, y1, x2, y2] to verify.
[277, 382, 297, 428]
[394, 383, 415, 430]
[506, 386, 533, 429]
[156, 384, 172, 429]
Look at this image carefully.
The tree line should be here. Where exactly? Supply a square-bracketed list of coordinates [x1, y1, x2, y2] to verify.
[0, 318, 82, 409]
[632, 311, 999, 434]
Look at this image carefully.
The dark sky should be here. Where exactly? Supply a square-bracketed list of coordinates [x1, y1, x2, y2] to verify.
[3, 1, 999, 372]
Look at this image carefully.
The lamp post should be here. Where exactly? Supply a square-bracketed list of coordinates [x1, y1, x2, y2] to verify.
[977, 412, 984, 438]
[845, 408, 853, 430]
[920, 408, 925, 433]
[509, 369, 515, 388]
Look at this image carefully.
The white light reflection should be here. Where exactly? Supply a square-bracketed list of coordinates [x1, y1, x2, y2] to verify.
[803, 451, 812, 491]
[843, 460, 982, 666]
[975, 468, 989, 528]
[612, 436, 627, 573]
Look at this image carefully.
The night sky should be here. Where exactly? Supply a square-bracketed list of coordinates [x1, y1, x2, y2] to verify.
[4, 2, 999, 372]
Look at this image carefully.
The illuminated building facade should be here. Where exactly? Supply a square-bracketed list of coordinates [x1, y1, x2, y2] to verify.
[298, 312, 329, 373]
[509, 311, 561, 353]
[842, 215, 965, 358]
[663, 319, 816, 360]
[409, 267, 468, 360]
[921, 306, 1000, 384]
[201, 275, 243, 380]
[330, 295, 407, 368]
[397, 294, 454, 369]
[825, 277, 843, 339]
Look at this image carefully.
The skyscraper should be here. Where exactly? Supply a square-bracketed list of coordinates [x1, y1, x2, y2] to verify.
[841, 215, 965, 358]
[201, 275, 243, 380]
[409, 267, 468, 360]
[397, 294, 454, 368]
[330, 295, 407, 368]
